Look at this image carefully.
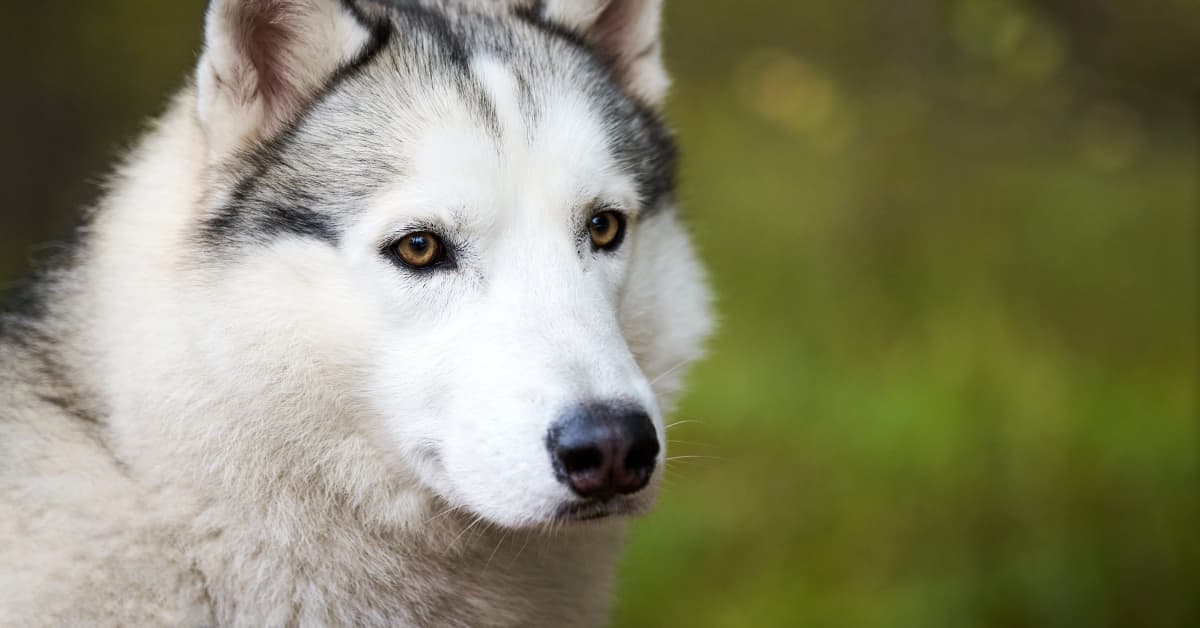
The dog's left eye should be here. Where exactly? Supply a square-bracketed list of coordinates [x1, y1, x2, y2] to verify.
[391, 232, 448, 270]
[589, 211, 627, 252]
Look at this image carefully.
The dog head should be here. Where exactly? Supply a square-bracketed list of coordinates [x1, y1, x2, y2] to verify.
[184, 0, 711, 529]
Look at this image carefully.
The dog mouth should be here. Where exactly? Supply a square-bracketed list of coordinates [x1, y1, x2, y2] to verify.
[553, 497, 643, 523]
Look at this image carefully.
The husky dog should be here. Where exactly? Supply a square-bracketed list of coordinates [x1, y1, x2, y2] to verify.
[0, 0, 711, 625]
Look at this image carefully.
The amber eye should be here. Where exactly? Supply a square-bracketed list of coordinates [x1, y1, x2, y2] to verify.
[392, 232, 446, 269]
[588, 211, 626, 251]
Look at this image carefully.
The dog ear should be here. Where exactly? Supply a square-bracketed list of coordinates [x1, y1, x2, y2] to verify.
[196, 0, 374, 159]
[541, 0, 669, 106]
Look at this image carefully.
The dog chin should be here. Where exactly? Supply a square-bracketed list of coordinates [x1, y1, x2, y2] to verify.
[552, 496, 652, 524]
[450, 496, 655, 531]
[433, 473, 662, 530]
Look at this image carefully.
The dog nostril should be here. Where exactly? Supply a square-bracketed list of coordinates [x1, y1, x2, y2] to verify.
[624, 438, 660, 475]
[548, 402, 660, 500]
[557, 445, 604, 474]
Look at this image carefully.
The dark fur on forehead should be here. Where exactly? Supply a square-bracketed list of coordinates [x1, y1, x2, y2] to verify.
[201, 0, 677, 254]
[199, 6, 395, 250]
[614, 101, 677, 212]
[512, 1, 590, 50]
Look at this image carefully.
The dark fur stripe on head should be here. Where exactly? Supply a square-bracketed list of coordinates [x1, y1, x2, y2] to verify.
[199, 5, 395, 249]
[619, 102, 677, 213]
[200, 0, 678, 254]
[513, 1, 592, 51]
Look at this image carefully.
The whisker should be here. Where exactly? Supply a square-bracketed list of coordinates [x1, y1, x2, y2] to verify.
[665, 419, 706, 432]
[473, 518, 491, 541]
[424, 505, 460, 525]
[510, 530, 534, 566]
[666, 455, 727, 462]
[667, 439, 718, 448]
[663, 467, 696, 484]
[484, 529, 510, 571]
[666, 459, 713, 470]
[449, 515, 484, 550]
[649, 359, 693, 387]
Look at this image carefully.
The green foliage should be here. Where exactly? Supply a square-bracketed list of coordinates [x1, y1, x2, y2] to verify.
[614, 2, 1198, 625]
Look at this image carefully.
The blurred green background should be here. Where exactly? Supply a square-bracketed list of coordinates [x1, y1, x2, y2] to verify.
[1, 1, 1196, 626]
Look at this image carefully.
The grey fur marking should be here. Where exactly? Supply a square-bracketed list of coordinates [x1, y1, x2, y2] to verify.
[200, 0, 677, 253]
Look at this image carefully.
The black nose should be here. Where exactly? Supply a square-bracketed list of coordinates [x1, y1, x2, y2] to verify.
[547, 402, 660, 500]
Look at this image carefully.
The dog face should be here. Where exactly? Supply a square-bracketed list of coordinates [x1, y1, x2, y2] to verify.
[190, 0, 711, 528]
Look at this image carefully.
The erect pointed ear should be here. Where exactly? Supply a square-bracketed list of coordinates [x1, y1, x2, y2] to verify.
[541, 0, 669, 106]
[196, 0, 374, 159]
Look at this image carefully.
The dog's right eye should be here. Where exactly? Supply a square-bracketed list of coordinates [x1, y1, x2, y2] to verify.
[588, 211, 627, 252]
[391, 232, 448, 270]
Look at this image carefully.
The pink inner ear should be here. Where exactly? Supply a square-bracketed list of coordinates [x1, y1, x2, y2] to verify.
[232, 0, 307, 112]
[591, 0, 657, 79]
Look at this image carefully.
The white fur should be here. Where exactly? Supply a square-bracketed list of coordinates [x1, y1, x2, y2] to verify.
[0, 1, 712, 625]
